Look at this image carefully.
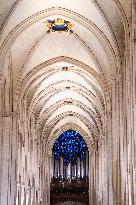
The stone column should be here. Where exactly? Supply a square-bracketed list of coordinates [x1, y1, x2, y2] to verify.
[110, 75, 122, 205]
[89, 151, 96, 205]
[0, 111, 18, 205]
[43, 153, 51, 205]
[131, 5, 136, 204]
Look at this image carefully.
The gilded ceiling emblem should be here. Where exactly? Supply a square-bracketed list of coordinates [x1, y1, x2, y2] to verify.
[46, 18, 73, 34]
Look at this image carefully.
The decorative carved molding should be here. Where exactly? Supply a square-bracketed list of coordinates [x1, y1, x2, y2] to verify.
[0, 7, 118, 77]
[0, 72, 4, 86]
[16, 56, 104, 99]
[134, 31, 136, 43]
[109, 74, 122, 83]
[0, 0, 23, 34]
[26, 77, 104, 120]
[0, 111, 19, 117]
[0, 72, 3, 80]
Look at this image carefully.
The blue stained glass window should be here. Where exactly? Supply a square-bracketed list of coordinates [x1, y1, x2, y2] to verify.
[53, 130, 87, 165]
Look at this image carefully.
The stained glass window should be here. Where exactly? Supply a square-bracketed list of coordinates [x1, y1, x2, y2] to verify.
[53, 130, 87, 165]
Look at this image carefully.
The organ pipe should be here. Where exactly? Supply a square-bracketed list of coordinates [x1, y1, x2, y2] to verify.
[52, 150, 89, 179]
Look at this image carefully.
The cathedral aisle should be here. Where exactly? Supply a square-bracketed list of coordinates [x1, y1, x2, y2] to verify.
[0, 0, 136, 205]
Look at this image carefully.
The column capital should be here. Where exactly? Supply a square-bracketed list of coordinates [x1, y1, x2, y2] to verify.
[0, 111, 19, 117]
[109, 74, 122, 84]
[133, 28, 136, 43]
[0, 72, 4, 79]
[0, 72, 4, 88]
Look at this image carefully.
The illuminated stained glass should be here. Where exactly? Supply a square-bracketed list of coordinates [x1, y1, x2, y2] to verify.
[53, 130, 87, 165]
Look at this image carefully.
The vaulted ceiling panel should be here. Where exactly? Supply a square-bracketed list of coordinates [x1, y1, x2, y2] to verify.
[0, 0, 130, 150]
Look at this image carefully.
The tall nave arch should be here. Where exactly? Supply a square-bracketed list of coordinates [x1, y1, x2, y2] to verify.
[0, 0, 136, 205]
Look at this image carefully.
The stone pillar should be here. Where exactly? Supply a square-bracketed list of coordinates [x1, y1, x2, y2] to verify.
[110, 75, 122, 205]
[43, 154, 51, 205]
[21, 185, 25, 205]
[0, 111, 18, 205]
[131, 4, 136, 204]
[89, 151, 96, 205]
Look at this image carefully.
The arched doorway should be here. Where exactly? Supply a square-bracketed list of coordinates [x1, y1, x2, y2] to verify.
[50, 130, 89, 205]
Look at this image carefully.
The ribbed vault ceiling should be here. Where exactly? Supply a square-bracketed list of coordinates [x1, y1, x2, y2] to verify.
[0, 0, 130, 152]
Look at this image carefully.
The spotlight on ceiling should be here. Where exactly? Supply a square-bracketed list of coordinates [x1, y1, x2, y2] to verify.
[69, 113, 73, 116]
[62, 66, 69, 71]
[64, 100, 73, 104]
[62, 65, 74, 71]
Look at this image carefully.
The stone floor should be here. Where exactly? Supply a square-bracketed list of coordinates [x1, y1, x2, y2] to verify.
[55, 202, 85, 205]
[51, 192, 88, 205]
